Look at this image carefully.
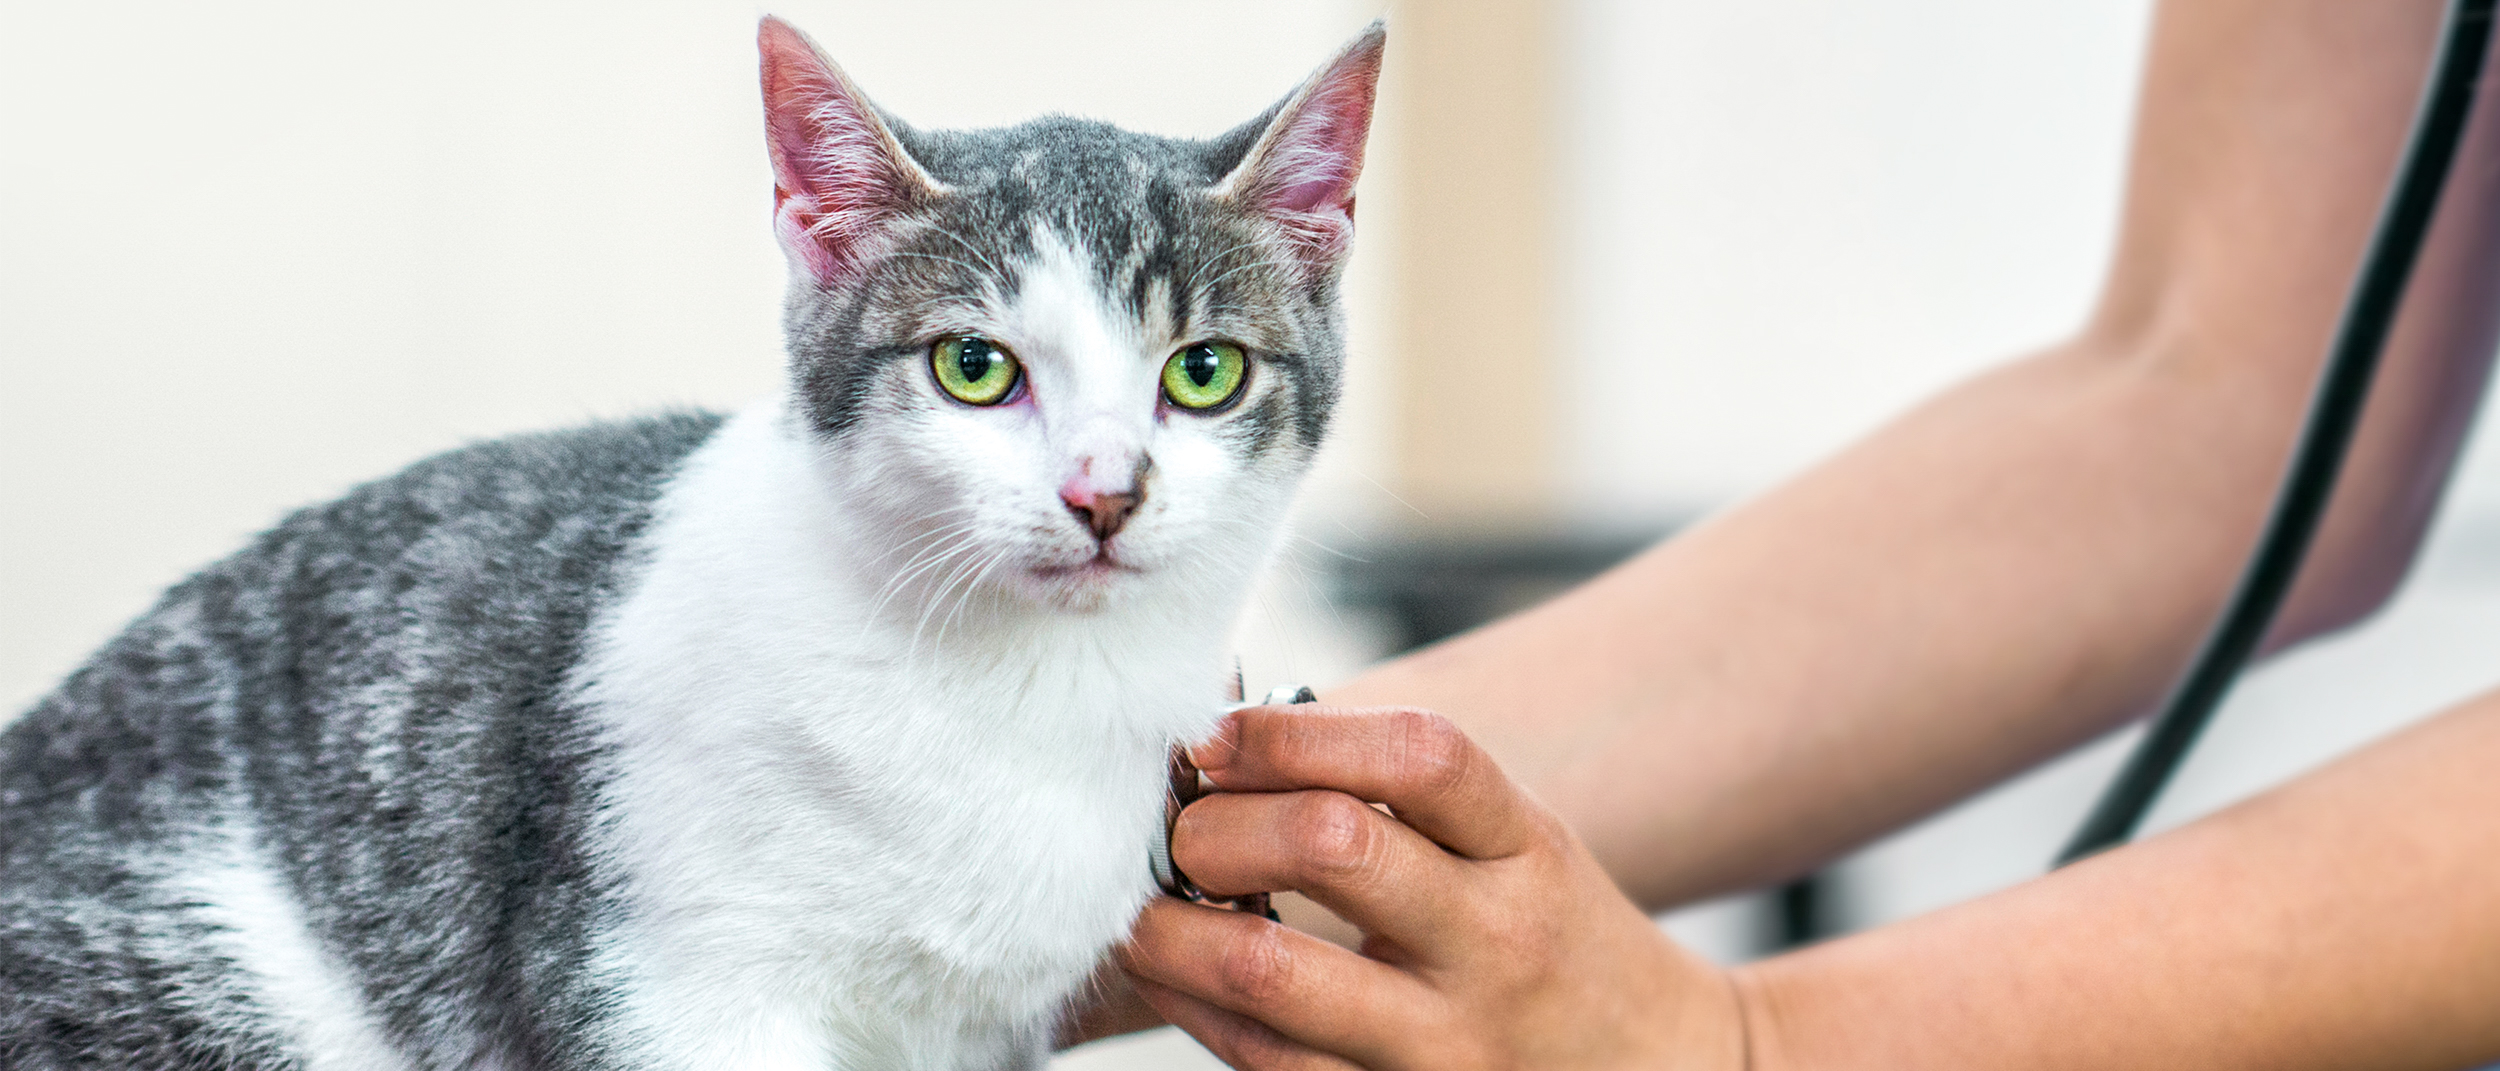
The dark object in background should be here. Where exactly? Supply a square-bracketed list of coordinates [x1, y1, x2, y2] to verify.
[1331, 531, 1668, 650]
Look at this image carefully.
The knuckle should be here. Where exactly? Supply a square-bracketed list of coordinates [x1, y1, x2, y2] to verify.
[1238, 705, 1287, 754]
[1217, 1023, 1316, 1071]
[1509, 809, 1569, 867]
[1530, 805, 1572, 846]
[1289, 791, 1383, 884]
[1168, 799, 1217, 867]
[1214, 919, 1301, 1006]
[1390, 708, 1474, 800]
[1197, 1011, 1270, 1064]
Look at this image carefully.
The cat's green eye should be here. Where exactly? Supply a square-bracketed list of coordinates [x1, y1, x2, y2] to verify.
[931, 336, 1021, 406]
[1161, 342, 1248, 411]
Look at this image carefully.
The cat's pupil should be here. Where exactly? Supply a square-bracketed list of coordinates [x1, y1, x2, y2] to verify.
[1183, 346, 1218, 388]
[956, 340, 997, 383]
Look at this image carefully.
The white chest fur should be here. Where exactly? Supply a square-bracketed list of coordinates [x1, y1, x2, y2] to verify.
[575, 404, 1240, 1071]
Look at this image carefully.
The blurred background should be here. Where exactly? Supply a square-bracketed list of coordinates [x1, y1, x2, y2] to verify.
[10, 2, 2500, 1067]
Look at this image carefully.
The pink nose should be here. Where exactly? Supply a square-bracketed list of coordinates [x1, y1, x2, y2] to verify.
[1061, 485, 1141, 541]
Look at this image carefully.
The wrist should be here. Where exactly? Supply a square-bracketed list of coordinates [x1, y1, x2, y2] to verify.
[1724, 963, 1782, 1071]
[1654, 948, 1752, 1071]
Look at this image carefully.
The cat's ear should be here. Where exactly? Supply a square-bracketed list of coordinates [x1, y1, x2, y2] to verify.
[1215, 21, 1386, 273]
[758, 17, 939, 287]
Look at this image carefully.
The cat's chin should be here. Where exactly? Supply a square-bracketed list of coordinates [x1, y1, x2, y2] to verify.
[1022, 552, 1149, 612]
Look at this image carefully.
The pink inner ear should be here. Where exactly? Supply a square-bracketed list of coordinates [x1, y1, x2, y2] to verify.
[759, 17, 913, 285]
[1246, 32, 1383, 266]
[1263, 94, 1370, 215]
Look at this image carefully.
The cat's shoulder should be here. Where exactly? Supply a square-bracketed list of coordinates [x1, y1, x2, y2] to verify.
[233, 410, 729, 571]
[15, 411, 733, 730]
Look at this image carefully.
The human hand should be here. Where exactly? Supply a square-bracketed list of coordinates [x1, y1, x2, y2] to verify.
[1117, 704, 1746, 1070]
[1055, 959, 1166, 1049]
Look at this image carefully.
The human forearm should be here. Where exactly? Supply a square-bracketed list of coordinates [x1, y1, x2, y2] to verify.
[1737, 687, 2500, 1070]
[1336, 338, 2302, 905]
[1330, 0, 2500, 909]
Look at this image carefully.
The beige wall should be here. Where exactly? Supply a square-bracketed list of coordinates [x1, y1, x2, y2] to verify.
[1382, 0, 1564, 525]
[1556, 0, 2154, 518]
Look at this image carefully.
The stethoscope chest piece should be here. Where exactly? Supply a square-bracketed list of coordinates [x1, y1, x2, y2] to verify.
[1149, 685, 1315, 920]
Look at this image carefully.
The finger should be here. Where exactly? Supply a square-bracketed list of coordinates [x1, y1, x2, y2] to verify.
[1129, 975, 1366, 1071]
[1273, 891, 1363, 951]
[1174, 787, 1476, 954]
[1192, 705, 1544, 860]
[1054, 958, 1165, 1049]
[1120, 897, 1441, 1064]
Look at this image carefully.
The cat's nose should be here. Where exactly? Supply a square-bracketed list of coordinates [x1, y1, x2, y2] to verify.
[1062, 486, 1141, 541]
[1060, 453, 1152, 542]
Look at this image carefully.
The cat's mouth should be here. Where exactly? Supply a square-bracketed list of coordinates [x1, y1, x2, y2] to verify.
[1031, 546, 1142, 581]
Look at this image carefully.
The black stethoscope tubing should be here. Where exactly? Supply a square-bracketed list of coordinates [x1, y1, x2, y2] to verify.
[2058, 0, 2499, 866]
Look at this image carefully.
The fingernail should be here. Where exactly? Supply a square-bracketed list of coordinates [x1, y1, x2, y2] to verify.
[1187, 713, 1240, 772]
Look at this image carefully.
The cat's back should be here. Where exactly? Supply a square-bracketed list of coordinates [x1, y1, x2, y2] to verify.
[0, 411, 724, 1071]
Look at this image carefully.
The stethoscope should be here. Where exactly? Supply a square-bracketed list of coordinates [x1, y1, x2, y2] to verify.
[1150, 682, 1310, 919]
[2061, 0, 2495, 865]
[1151, 0, 2499, 909]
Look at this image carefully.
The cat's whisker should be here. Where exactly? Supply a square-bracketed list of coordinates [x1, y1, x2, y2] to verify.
[1187, 515, 1354, 554]
[920, 225, 1008, 281]
[880, 525, 978, 575]
[934, 547, 1015, 651]
[870, 536, 985, 622]
[1358, 473, 1434, 521]
[921, 550, 989, 654]
[1268, 543, 1361, 638]
[864, 524, 993, 628]
[877, 519, 988, 584]
[1286, 532, 1369, 563]
[1251, 587, 1302, 686]
[888, 516, 989, 561]
[1188, 302, 1263, 321]
[1178, 237, 1269, 294]
[886, 251, 988, 278]
[1176, 518, 1365, 639]
[868, 550, 960, 621]
[1193, 253, 1299, 299]
[909, 544, 1003, 661]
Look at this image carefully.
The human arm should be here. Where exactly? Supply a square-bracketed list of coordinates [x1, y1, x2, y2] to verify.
[1329, 0, 2500, 910]
[1738, 684, 2500, 1070]
[1123, 695, 2500, 1071]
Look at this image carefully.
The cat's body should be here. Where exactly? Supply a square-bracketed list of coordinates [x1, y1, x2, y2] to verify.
[0, 18, 1382, 1070]
[1, 416, 717, 1071]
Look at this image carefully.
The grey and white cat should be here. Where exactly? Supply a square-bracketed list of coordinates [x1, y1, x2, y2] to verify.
[0, 17, 1382, 1070]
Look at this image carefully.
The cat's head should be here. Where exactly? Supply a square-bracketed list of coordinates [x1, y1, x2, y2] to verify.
[756, 17, 1382, 617]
